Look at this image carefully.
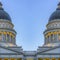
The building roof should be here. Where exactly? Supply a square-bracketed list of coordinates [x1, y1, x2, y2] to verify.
[49, 2, 60, 22]
[0, 2, 11, 22]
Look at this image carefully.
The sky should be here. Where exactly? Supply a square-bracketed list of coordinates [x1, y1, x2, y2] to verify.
[0, 0, 59, 51]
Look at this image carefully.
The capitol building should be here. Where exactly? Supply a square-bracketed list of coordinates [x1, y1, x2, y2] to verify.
[0, 1, 60, 60]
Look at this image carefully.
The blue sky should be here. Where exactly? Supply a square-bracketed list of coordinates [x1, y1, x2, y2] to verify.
[1, 0, 59, 51]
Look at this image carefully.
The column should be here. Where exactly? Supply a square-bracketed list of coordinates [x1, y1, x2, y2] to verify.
[49, 35, 51, 43]
[54, 32, 58, 42]
[6, 33, 8, 42]
[47, 36, 49, 44]
[50, 34, 52, 42]
[45, 36, 47, 44]
[7, 33, 10, 42]
[12, 36, 14, 44]
[0, 32, 3, 41]
[53, 34, 55, 42]
[46, 37, 48, 44]
[12, 34, 15, 44]
[57, 33, 58, 42]
[55, 34, 57, 42]
[2, 33, 3, 41]
[9, 35, 11, 43]
[10, 33, 12, 43]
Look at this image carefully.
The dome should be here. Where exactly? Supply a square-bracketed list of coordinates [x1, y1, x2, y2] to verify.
[49, 10, 60, 21]
[0, 2, 11, 22]
[49, 2, 60, 22]
[0, 10, 11, 21]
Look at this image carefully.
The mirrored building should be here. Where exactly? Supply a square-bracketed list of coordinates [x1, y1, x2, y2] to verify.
[0, 1, 60, 60]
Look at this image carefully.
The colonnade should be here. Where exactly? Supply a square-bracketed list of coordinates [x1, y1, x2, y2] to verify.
[0, 31, 15, 44]
[45, 31, 60, 44]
